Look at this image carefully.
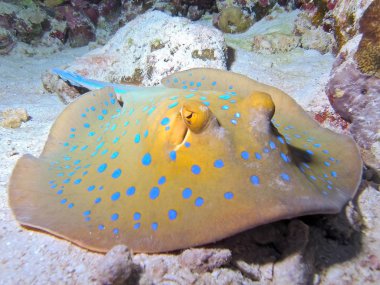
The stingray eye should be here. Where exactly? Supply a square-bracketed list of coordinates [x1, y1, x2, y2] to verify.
[181, 101, 211, 133]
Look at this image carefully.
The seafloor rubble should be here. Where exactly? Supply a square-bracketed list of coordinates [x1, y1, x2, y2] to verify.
[0, 0, 379, 284]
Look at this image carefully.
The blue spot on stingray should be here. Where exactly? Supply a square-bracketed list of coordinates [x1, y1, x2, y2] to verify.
[185, 142, 191, 147]
[126, 186, 135, 196]
[168, 209, 177, 220]
[81, 145, 88, 151]
[112, 168, 122, 179]
[63, 142, 69, 147]
[88, 185, 95, 192]
[195, 197, 204, 207]
[221, 105, 229, 110]
[158, 176, 166, 185]
[142, 153, 152, 166]
[98, 224, 105, 230]
[98, 115, 104, 120]
[323, 150, 329, 154]
[250, 175, 260, 185]
[74, 178, 82, 185]
[101, 149, 108, 155]
[234, 112, 241, 118]
[231, 119, 237, 125]
[148, 106, 156, 115]
[110, 98, 116, 104]
[280, 173, 290, 182]
[98, 163, 107, 173]
[182, 85, 188, 89]
[152, 223, 158, 231]
[144, 130, 149, 138]
[200, 96, 207, 100]
[60, 198, 67, 204]
[203, 101, 210, 106]
[314, 143, 321, 148]
[169, 151, 176, 161]
[241, 151, 249, 160]
[113, 137, 120, 144]
[134, 134, 141, 143]
[173, 78, 179, 83]
[81, 113, 86, 118]
[111, 152, 119, 159]
[219, 95, 230, 100]
[212, 81, 217, 86]
[83, 210, 91, 216]
[324, 161, 330, 167]
[113, 228, 119, 235]
[331, 171, 337, 178]
[196, 82, 202, 87]
[278, 136, 285, 144]
[224, 192, 234, 200]
[168, 102, 178, 109]
[111, 213, 119, 221]
[50, 184, 57, 189]
[63, 178, 70, 184]
[310, 175, 317, 181]
[70, 146, 78, 152]
[102, 109, 108, 115]
[84, 123, 90, 128]
[149, 187, 160, 200]
[69, 134, 75, 139]
[214, 159, 224, 168]
[68, 203, 74, 209]
[191, 165, 201, 175]
[182, 188, 192, 199]
[185, 94, 195, 98]
[74, 160, 81, 165]
[134, 223, 141, 230]
[88, 131, 95, 137]
[133, 212, 141, 220]
[165, 126, 170, 131]
[111, 192, 120, 201]
[90, 106, 96, 111]
[269, 141, 276, 149]
[329, 157, 335, 161]
[161, 117, 170, 125]
[70, 128, 76, 132]
[280, 152, 289, 163]
[57, 189, 63, 195]
[306, 150, 314, 155]
[229, 85, 233, 89]
[255, 152, 262, 160]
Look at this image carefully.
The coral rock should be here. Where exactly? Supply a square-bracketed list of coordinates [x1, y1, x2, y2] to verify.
[215, 7, 253, 34]
[178, 248, 232, 273]
[326, 35, 380, 169]
[355, 0, 380, 77]
[94, 245, 133, 285]
[47, 11, 226, 102]
[0, 27, 15, 55]
[54, 5, 96, 47]
[0, 108, 29, 128]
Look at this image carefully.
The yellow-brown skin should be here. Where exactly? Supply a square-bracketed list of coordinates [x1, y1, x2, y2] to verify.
[8, 69, 362, 253]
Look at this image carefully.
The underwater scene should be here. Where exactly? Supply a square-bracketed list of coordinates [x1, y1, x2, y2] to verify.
[0, 0, 379, 284]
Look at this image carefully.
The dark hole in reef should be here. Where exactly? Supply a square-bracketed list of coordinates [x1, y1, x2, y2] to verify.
[226, 46, 235, 70]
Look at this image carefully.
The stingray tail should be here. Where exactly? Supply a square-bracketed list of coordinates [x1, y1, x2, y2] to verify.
[52, 68, 139, 95]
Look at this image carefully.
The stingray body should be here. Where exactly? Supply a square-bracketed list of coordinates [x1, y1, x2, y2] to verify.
[8, 69, 362, 253]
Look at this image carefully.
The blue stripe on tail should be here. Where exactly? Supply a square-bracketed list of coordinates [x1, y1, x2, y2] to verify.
[52, 69, 138, 95]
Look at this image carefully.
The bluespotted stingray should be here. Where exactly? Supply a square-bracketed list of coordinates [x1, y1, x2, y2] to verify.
[8, 68, 362, 253]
